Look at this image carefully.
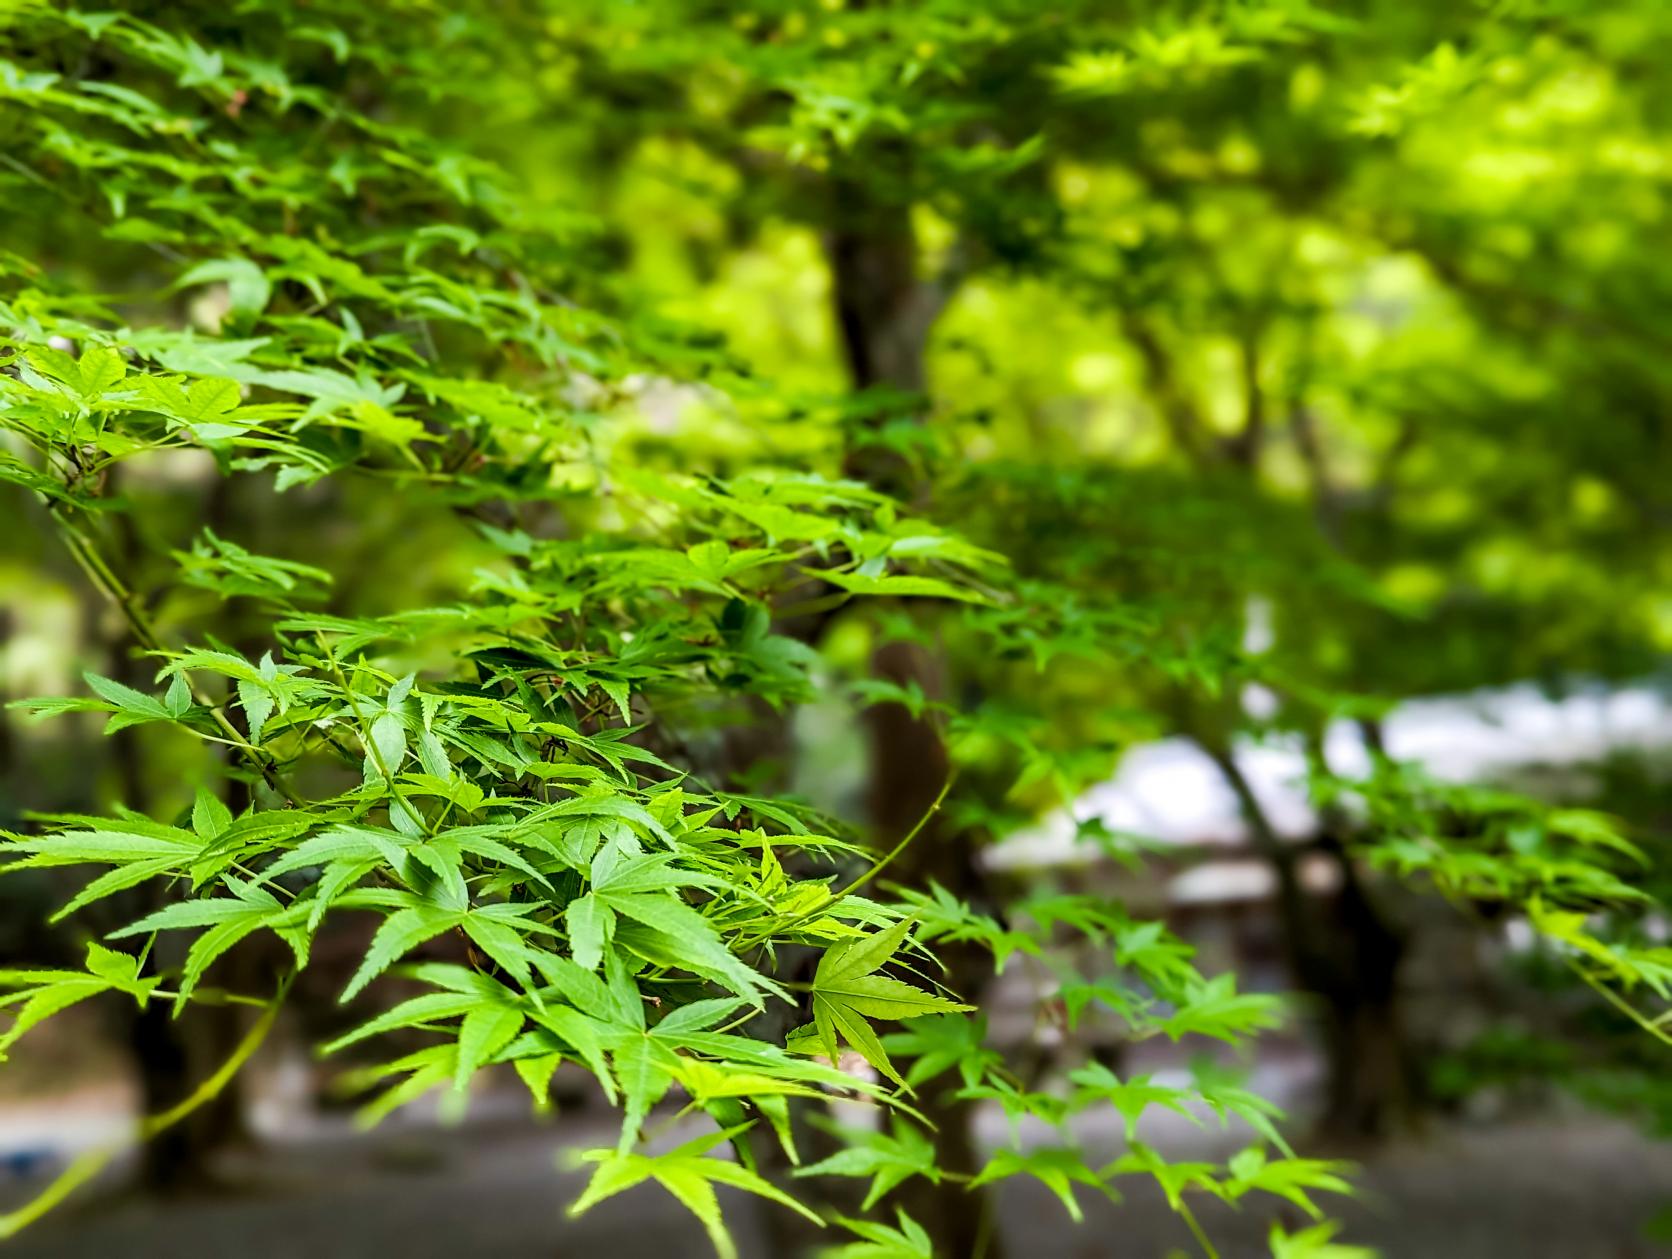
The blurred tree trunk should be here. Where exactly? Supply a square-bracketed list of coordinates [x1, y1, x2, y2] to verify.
[1312, 842, 1414, 1141]
[111, 658, 252, 1192]
[1310, 724, 1423, 1142]
[1130, 308, 1422, 1143]
[102, 481, 250, 1193]
[1200, 740, 1415, 1141]
[822, 178, 1003, 1259]
[828, 178, 934, 406]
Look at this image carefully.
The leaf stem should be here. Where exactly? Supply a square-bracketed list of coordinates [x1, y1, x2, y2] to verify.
[780, 771, 956, 937]
[733, 771, 955, 957]
[312, 632, 409, 819]
[1568, 959, 1672, 1048]
[148, 985, 272, 1008]
[1179, 1202, 1220, 1259]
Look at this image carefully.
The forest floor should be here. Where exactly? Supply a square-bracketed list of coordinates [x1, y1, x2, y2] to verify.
[1, 1084, 1668, 1259]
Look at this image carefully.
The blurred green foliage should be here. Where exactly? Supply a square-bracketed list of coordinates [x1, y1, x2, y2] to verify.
[1, 2, 1669, 1256]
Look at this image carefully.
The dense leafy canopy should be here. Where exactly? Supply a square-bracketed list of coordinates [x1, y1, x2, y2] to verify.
[1, 1, 1668, 1256]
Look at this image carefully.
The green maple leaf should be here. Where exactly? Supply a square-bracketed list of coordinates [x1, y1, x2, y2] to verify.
[822, 1211, 934, 1259]
[794, 1117, 939, 1210]
[969, 1146, 1117, 1224]
[570, 1124, 821, 1259]
[803, 918, 972, 1088]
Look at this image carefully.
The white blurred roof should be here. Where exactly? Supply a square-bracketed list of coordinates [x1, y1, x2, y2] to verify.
[984, 681, 1672, 872]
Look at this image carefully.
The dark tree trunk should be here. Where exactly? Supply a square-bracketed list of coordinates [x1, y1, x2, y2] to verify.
[1316, 956, 1411, 1141]
[1202, 742, 1415, 1142]
[1308, 841, 1417, 1143]
[104, 483, 249, 1193]
[130, 997, 251, 1194]
[823, 178, 1003, 1258]
[828, 182, 933, 401]
[827, 176, 948, 504]
[113, 745, 251, 1189]
[860, 641, 996, 1257]
[1125, 247, 1421, 1144]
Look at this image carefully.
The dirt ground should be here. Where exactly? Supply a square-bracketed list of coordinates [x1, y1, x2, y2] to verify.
[2, 1103, 1668, 1258]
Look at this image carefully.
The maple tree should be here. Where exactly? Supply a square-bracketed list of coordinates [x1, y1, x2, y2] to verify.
[2, 3, 1668, 1257]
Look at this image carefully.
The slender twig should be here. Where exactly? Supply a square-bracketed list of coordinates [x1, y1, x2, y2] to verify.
[148, 985, 272, 1008]
[1567, 959, 1672, 1048]
[969, 1188, 995, 1259]
[818, 771, 954, 911]
[313, 632, 405, 797]
[742, 770, 956, 951]
[143, 971, 292, 1134]
[1178, 1202, 1221, 1259]
[0, 972, 292, 1239]
[47, 507, 305, 806]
